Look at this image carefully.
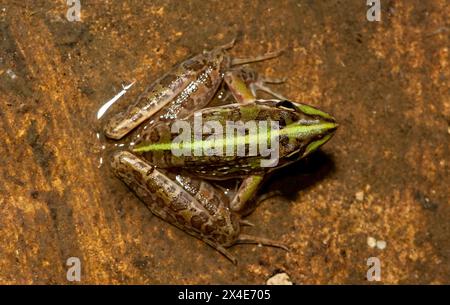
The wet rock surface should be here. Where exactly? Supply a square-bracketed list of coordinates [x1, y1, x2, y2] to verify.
[0, 1, 448, 283]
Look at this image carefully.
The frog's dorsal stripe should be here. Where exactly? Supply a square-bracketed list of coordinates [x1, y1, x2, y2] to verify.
[132, 122, 337, 153]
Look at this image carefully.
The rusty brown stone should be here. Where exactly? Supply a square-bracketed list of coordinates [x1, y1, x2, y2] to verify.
[0, 1, 448, 284]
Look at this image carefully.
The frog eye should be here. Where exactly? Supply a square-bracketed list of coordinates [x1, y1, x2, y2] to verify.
[276, 100, 297, 111]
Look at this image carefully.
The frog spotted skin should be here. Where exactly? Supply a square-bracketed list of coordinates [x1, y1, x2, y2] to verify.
[132, 99, 337, 179]
[105, 42, 337, 263]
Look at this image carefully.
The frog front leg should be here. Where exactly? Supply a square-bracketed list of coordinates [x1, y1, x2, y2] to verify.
[229, 175, 264, 216]
[222, 69, 286, 215]
[223, 67, 287, 104]
[111, 151, 288, 264]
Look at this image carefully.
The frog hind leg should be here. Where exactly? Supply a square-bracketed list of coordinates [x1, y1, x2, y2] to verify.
[112, 151, 241, 264]
[235, 234, 290, 251]
[202, 239, 238, 265]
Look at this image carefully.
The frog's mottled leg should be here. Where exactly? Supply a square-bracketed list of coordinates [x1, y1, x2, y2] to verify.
[230, 175, 264, 216]
[111, 151, 239, 264]
[105, 44, 232, 140]
[236, 234, 290, 251]
[231, 49, 284, 66]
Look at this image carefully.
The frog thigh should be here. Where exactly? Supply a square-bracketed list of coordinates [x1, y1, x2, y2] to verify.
[110, 151, 239, 263]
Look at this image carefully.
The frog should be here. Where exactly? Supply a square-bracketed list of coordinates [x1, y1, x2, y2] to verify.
[104, 41, 338, 264]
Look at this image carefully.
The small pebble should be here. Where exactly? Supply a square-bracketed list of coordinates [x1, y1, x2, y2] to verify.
[367, 236, 377, 248]
[266, 273, 293, 285]
[355, 191, 365, 201]
[6, 69, 17, 79]
[376, 240, 387, 250]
